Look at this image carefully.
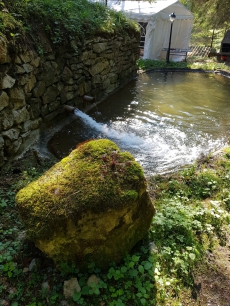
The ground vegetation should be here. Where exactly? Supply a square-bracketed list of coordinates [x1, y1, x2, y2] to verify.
[1, 135, 230, 305]
[0, 0, 139, 54]
[137, 57, 230, 71]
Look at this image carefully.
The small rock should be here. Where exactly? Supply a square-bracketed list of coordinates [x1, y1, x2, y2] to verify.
[28, 258, 37, 271]
[17, 230, 26, 240]
[42, 281, 50, 292]
[63, 278, 81, 299]
[0, 300, 9, 306]
[149, 241, 158, 252]
[87, 274, 100, 287]
[23, 267, 29, 273]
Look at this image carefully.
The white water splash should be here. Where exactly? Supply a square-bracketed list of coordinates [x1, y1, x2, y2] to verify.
[74, 108, 225, 175]
[74, 108, 145, 148]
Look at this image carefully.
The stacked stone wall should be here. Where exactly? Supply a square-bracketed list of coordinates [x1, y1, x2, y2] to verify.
[0, 33, 139, 167]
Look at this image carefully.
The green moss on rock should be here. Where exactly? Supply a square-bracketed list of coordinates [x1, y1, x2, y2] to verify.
[16, 139, 155, 270]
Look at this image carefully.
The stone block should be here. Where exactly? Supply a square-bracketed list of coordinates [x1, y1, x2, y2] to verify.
[15, 65, 26, 74]
[1, 109, 14, 130]
[33, 81, 46, 98]
[89, 60, 109, 76]
[43, 108, 63, 122]
[48, 100, 61, 112]
[28, 98, 41, 119]
[20, 53, 31, 63]
[9, 88, 26, 109]
[0, 91, 9, 111]
[24, 74, 37, 93]
[12, 106, 30, 124]
[93, 42, 107, 53]
[41, 104, 49, 117]
[17, 129, 40, 156]
[5, 138, 22, 156]
[61, 66, 73, 83]
[18, 74, 30, 86]
[22, 63, 34, 73]
[84, 81, 91, 93]
[41, 61, 59, 87]
[80, 50, 93, 61]
[0, 75, 16, 89]
[2, 128, 20, 141]
[42, 86, 59, 104]
[31, 57, 41, 68]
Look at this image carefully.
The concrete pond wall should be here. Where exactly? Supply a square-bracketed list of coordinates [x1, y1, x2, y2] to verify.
[0, 33, 140, 168]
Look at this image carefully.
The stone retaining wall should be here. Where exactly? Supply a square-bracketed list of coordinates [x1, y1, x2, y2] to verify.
[0, 33, 139, 167]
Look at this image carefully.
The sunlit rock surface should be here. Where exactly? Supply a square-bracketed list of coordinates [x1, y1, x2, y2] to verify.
[16, 139, 155, 270]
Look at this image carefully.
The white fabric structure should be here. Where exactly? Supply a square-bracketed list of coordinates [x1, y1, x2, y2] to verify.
[105, 0, 194, 61]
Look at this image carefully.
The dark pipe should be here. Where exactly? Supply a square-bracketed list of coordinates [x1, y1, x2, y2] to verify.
[64, 105, 75, 114]
[83, 95, 95, 103]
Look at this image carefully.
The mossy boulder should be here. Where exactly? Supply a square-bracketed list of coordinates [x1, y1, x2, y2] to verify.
[16, 139, 155, 270]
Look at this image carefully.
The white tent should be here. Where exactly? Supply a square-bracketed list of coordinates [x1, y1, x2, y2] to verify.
[105, 0, 194, 61]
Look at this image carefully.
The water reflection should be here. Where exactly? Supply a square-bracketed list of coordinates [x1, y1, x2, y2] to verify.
[48, 72, 230, 175]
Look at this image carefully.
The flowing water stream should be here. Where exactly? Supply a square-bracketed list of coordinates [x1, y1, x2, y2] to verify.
[48, 71, 230, 175]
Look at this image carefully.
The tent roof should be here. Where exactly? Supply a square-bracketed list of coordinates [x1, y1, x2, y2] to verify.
[106, 0, 194, 22]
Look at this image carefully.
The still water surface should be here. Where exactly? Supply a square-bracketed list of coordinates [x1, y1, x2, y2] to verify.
[49, 72, 230, 175]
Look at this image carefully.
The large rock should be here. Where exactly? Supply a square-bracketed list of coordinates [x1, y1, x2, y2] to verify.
[15, 139, 155, 270]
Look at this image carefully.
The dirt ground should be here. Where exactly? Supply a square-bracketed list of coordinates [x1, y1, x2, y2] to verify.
[193, 235, 230, 306]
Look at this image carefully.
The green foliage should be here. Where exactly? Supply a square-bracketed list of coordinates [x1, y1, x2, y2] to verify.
[192, 0, 230, 30]
[1, 0, 139, 51]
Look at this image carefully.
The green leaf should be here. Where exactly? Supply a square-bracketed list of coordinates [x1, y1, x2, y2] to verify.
[73, 292, 81, 301]
[81, 285, 90, 295]
[94, 288, 100, 295]
[140, 298, 147, 305]
[138, 265, 144, 274]
[132, 254, 140, 262]
[144, 262, 152, 270]
[129, 269, 138, 277]
[189, 253, 196, 260]
[121, 266, 127, 273]
[136, 292, 143, 298]
[78, 276, 86, 286]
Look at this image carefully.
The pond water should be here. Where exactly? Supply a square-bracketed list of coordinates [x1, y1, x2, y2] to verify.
[48, 71, 230, 175]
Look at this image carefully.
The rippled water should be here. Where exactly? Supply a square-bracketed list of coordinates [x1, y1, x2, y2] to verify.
[49, 72, 230, 175]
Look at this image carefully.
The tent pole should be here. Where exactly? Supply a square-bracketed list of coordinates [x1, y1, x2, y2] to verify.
[166, 13, 176, 63]
[166, 22, 173, 63]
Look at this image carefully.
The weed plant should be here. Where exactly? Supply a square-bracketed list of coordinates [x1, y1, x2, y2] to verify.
[1, 147, 230, 305]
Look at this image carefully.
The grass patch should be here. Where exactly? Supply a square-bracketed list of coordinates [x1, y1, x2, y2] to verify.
[137, 57, 230, 72]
